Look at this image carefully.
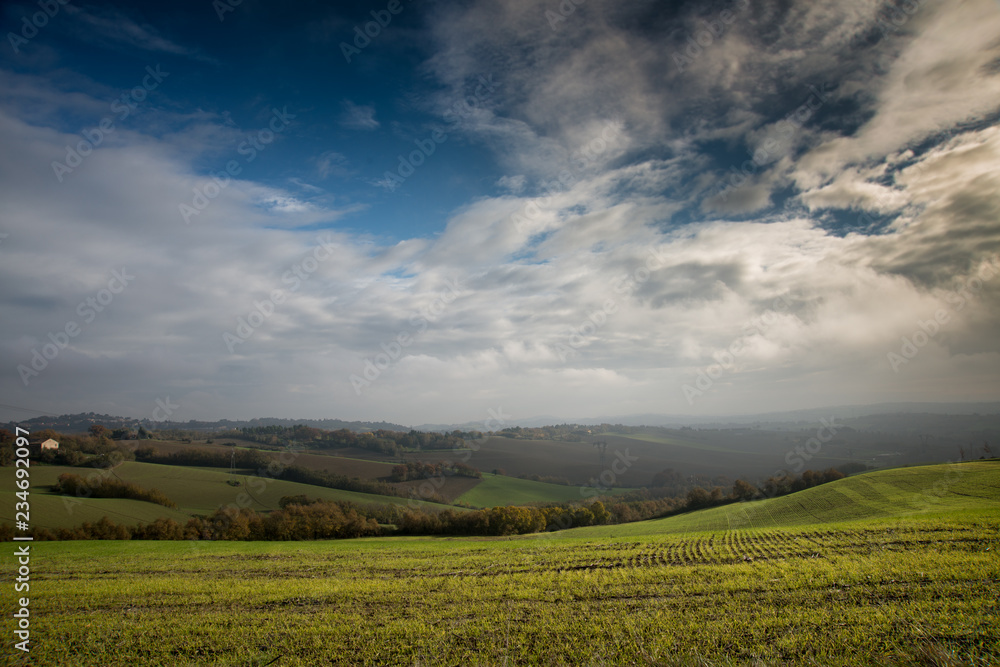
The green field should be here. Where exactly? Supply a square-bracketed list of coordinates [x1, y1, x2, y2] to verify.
[567, 459, 1000, 538]
[0, 462, 450, 530]
[455, 472, 632, 507]
[3, 461, 998, 665]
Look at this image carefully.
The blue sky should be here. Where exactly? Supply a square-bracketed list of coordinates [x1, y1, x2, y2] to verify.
[1, 0, 999, 426]
[5, 0, 504, 239]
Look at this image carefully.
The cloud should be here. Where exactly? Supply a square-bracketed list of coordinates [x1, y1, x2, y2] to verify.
[316, 150, 354, 179]
[799, 168, 909, 214]
[62, 6, 212, 61]
[701, 178, 774, 215]
[790, 0, 1000, 191]
[496, 174, 526, 193]
[864, 125, 1000, 286]
[339, 101, 380, 130]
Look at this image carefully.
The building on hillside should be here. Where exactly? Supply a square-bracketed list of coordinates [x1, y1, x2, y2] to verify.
[40, 438, 59, 451]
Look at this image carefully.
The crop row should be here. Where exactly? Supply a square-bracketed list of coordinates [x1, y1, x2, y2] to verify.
[458, 524, 1000, 576]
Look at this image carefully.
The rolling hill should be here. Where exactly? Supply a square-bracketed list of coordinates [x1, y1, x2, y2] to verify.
[456, 472, 633, 507]
[0, 462, 451, 530]
[561, 459, 1000, 539]
[403, 432, 849, 487]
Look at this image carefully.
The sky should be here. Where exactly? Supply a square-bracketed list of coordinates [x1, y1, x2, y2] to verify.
[1, 0, 999, 427]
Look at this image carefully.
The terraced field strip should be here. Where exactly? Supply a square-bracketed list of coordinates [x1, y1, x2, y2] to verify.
[470, 523, 1000, 573]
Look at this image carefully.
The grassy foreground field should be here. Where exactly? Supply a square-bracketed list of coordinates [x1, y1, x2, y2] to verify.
[4, 461, 998, 666]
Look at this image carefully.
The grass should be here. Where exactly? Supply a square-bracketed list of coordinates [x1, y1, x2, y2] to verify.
[108, 462, 429, 513]
[455, 472, 632, 507]
[0, 461, 448, 529]
[1, 493, 195, 531]
[565, 460, 1000, 539]
[3, 460, 998, 665]
[129, 439, 398, 479]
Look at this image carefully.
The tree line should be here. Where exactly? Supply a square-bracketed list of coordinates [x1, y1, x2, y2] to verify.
[393, 502, 612, 536]
[1, 465, 849, 543]
[134, 446, 272, 469]
[607, 467, 849, 520]
[0, 501, 380, 542]
[0, 496, 613, 542]
[0, 427, 136, 468]
[52, 472, 177, 509]
[390, 460, 481, 482]
[234, 426, 478, 455]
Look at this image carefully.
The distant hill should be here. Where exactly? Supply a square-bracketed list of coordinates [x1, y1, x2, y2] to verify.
[2, 412, 139, 435]
[416, 401, 1000, 431]
[217, 416, 412, 432]
[2, 412, 411, 435]
[6, 402, 998, 437]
